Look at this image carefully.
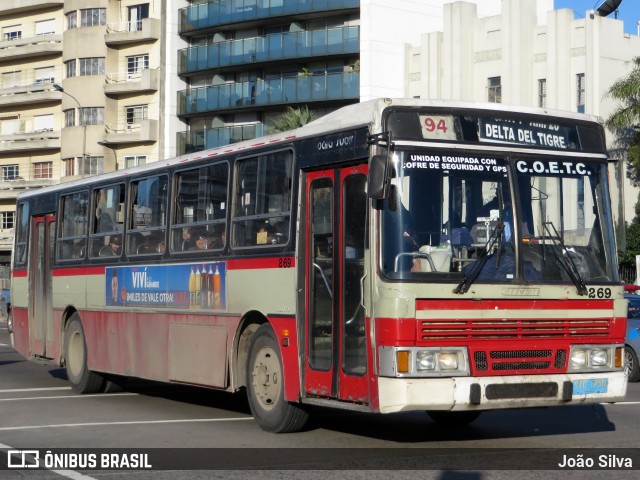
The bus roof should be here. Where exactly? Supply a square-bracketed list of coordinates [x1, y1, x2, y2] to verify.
[16, 98, 604, 200]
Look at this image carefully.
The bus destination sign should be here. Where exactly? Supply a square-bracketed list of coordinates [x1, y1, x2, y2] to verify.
[479, 118, 575, 150]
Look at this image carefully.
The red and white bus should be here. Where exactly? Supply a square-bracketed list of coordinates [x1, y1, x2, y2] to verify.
[11, 99, 627, 432]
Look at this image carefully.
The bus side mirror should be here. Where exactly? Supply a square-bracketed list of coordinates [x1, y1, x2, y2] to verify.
[368, 155, 391, 199]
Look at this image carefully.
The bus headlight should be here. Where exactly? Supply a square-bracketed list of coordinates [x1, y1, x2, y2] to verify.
[379, 346, 470, 377]
[568, 345, 623, 373]
[416, 351, 436, 370]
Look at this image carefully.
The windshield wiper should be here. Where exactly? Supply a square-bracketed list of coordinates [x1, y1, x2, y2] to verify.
[454, 221, 504, 294]
[542, 221, 588, 296]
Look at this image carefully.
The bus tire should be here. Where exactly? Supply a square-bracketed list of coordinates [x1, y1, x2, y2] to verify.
[6, 310, 12, 334]
[625, 346, 640, 382]
[64, 314, 105, 393]
[246, 324, 308, 433]
[427, 410, 481, 426]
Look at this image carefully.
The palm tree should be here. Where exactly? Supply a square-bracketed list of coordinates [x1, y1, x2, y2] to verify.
[607, 57, 640, 186]
[606, 56, 640, 268]
[268, 106, 318, 133]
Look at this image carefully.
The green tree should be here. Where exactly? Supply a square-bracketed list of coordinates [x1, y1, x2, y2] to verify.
[268, 106, 318, 133]
[606, 57, 640, 269]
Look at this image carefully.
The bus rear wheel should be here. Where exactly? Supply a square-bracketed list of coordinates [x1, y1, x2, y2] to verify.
[427, 410, 481, 426]
[246, 324, 309, 433]
[64, 314, 105, 393]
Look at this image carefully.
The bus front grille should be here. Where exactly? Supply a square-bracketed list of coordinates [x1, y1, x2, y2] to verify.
[419, 318, 611, 340]
[473, 348, 567, 373]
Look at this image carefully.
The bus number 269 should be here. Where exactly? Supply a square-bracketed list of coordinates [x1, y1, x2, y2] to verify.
[278, 257, 293, 268]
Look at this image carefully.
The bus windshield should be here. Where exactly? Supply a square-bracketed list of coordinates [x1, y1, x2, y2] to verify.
[380, 151, 617, 285]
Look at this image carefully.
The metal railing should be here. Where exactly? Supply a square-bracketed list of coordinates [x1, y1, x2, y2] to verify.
[178, 71, 359, 116]
[178, 25, 359, 75]
[179, 0, 359, 34]
[177, 123, 265, 154]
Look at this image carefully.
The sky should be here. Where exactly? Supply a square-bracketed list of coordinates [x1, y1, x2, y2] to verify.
[554, 0, 640, 34]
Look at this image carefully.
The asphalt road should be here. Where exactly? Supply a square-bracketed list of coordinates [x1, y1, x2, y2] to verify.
[0, 318, 639, 480]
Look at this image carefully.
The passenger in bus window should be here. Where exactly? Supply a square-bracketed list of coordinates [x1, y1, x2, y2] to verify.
[191, 230, 208, 250]
[99, 235, 121, 256]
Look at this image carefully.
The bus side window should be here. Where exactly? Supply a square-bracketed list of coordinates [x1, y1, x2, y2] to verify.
[232, 150, 291, 249]
[127, 175, 168, 256]
[57, 191, 89, 261]
[171, 162, 229, 253]
[90, 184, 125, 258]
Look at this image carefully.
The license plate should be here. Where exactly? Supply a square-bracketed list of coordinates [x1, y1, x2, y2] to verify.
[573, 378, 608, 395]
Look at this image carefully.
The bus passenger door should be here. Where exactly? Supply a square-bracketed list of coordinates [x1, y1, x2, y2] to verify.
[30, 214, 56, 358]
[304, 165, 369, 403]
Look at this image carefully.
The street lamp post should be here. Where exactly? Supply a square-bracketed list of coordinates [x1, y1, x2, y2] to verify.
[53, 83, 86, 174]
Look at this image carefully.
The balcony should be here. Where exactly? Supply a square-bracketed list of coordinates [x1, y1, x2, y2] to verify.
[105, 18, 161, 45]
[0, 129, 61, 152]
[104, 119, 158, 145]
[2, 1, 63, 16]
[178, 25, 359, 76]
[178, 71, 359, 117]
[179, 0, 359, 35]
[0, 81, 61, 107]
[104, 69, 159, 95]
[177, 123, 265, 155]
[0, 34, 62, 61]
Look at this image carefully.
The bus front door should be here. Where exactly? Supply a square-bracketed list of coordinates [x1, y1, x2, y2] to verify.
[30, 214, 56, 358]
[304, 165, 369, 403]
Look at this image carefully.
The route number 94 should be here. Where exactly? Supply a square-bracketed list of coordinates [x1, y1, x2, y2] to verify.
[587, 287, 611, 299]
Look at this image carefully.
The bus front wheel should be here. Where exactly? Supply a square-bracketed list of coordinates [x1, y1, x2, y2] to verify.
[427, 410, 481, 426]
[246, 324, 309, 433]
[64, 314, 105, 393]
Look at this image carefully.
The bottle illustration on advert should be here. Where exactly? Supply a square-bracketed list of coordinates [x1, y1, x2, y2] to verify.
[213, 265, 221, 309]
[195, 266, 201, 309]
[207, 265, 214, 308]
[201, 264, 209, 308]
[189, 266, 195, 306]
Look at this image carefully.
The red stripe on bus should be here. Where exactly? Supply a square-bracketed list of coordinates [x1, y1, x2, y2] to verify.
[52, 266, 106, 276]
[12, 269, 28, 278]
[416, 299, 614, 311]
[226, 257, 295, 270]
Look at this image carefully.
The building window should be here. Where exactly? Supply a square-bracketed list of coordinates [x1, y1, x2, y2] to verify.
[35, 19, 55, 36]
[34, 66, 55, 84]
[80, 8, 106, 27]
[64, 109, 75, 127]
[538, 79, 547, 108]
[63, 158, 75, 176]
[34, 114, 54, 132]
[577, 73, 586, 113]
[2, 71, 21, 89]
[66, 11, 77, 30]
[124, 155, 147, 169]
[3, 25, 22, 41]
[128, 4, 149, 32]
[2, 165, 19, 181]
[79, 57, 105, 76]
[34, 162, 53, 179]
[126, 105, 148, 126]
[127, 55, 149, 78]
[0, 212, 15, 229]
[0, 116, 20, 135]
[80, 107, 104, 125]
[488, 76, 501, 103]
[65, 60, 76, 78]
[82, 156, 104, 176]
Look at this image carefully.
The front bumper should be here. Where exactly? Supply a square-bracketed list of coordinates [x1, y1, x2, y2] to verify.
[377, 371, 627, 413]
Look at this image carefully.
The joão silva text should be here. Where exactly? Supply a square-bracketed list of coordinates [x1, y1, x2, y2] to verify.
[558, 454, 632, 468]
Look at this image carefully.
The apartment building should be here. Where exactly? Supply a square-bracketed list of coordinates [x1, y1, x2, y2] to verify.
[0, 1, 64, 270]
